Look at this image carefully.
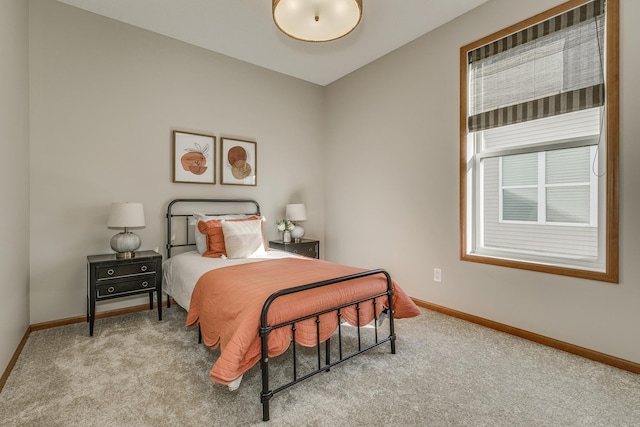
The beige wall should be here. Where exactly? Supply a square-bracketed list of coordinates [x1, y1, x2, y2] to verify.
[325, 0, 640, 364]
[28, 0, 325, 323]
[0, 0, 30, 374]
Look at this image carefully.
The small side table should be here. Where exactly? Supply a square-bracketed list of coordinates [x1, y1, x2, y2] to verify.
[269, 238, 320, 259]
[86, 250, 162, 336]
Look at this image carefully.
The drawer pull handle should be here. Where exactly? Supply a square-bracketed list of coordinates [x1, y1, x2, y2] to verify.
[141, 265, 148, 272]
[107, 269, 115, 276]
[108, 286, 115, 293]
[142, 281, 149, 287]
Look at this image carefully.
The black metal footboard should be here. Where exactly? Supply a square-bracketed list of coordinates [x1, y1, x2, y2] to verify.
[259, 269, 396, 422]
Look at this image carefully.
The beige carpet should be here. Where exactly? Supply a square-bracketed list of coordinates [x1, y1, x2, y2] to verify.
[1, 307, 639, 426]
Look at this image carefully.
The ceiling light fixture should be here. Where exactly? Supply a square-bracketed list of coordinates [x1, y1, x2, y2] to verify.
[272, 0, 363, 42]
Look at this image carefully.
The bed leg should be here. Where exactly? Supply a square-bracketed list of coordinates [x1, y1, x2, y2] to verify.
[260, 326, 272, 421]
[389, 309, 396, 355]
[198, 325, 202, 344]
[385, 271, 397, 355]
[167, 293, 171, 308]
[261, 392, 271, 422]
[325, 337, 331, 371]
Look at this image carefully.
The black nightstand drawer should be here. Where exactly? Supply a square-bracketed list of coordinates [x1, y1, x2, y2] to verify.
[96, 274, 156, 298]
[268, 239, 320, 259]
[96, 261, 156, 279]
[288, 242, 318, 258]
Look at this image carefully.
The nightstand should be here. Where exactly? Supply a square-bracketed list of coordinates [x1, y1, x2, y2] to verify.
[269, 238, 319, 259]
[86, 250, 162, 336]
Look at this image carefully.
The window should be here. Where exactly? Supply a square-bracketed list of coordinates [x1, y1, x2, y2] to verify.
[460, 0, 619, 282]
[500, 145, 596, 225]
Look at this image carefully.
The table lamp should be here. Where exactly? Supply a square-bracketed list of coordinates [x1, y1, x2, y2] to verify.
[286, 203, 307, 243]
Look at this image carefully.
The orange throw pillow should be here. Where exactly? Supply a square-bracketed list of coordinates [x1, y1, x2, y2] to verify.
[197, 216, 261, 258]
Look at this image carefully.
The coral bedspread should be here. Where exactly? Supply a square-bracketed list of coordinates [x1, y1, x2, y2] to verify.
[185, 257, 420, 385]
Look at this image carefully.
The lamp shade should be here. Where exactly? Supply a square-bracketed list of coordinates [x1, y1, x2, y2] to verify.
[107, 203, 145, 229]
[285, 204, 307, 221]
[273, 0, 362, 42]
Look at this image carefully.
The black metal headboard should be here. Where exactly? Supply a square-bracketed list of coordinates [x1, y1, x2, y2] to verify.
[165, 198, 261, 258]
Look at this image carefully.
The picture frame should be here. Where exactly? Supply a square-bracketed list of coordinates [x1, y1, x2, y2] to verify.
[173, 130, 216, 184]
[220, 137, 257, 186]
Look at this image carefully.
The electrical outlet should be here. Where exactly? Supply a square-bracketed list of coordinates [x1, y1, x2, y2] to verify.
[434, 268, 442, 282]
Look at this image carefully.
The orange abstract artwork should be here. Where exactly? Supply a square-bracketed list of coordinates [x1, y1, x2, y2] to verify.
[181, 143, 209, 175]
[228, 146, 252, 179]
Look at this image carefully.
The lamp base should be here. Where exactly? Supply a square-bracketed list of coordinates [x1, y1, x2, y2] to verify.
[110, 231, 141, 258]
[115, 251, 136, 259]
[291, 225, 305, 243]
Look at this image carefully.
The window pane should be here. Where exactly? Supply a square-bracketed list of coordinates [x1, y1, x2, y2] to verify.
[547, 186, 590, 223]
[481, 155, 598, 259]
[502, 153, 537, 186]
[546, 146, 591, 184]
[503, 188, 538, 221]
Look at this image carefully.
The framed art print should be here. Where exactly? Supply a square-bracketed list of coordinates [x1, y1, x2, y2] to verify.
[221, 137, 257, 186]
[173, 130, 216, 184]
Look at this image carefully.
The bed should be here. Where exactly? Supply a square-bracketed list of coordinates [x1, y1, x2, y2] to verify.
[163, 198, 420, 421]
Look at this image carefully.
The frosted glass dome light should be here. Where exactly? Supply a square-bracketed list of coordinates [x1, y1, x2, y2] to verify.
[273, 0, 363, 42]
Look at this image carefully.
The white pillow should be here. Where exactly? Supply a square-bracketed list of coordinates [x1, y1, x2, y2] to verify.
[192, 212, 253, 254]
[221, 219, 266, 259]
[192, 212, 208, 254]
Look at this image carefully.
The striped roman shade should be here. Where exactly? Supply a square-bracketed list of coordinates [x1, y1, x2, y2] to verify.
[467, 0, 606, 132]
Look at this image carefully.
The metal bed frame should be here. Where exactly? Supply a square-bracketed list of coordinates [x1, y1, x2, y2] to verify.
[165, 199, 396, 422]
